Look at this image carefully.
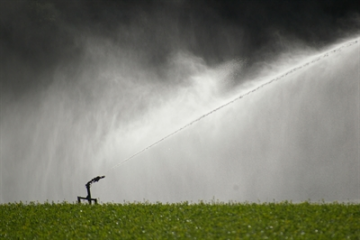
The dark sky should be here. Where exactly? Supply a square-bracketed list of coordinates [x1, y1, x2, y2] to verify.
[1, 0, 359, 98]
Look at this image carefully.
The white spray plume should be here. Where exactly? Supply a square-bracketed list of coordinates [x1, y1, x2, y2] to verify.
[0, 37, 359, 203]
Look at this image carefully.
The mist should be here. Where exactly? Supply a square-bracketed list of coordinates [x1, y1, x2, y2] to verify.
[0, 0, 359, 203]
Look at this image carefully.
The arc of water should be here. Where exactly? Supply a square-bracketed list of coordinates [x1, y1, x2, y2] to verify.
[108, 38, 359, 172]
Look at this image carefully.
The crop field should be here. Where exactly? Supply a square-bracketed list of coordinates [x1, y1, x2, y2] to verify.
[0, 201, 359, 239]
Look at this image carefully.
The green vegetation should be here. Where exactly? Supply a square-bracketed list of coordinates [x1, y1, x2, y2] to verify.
[1, 201, 359, 239]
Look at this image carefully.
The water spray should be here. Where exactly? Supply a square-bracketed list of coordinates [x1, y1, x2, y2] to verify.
[77, 176, 105, 204]
[106, 38, 359, 172]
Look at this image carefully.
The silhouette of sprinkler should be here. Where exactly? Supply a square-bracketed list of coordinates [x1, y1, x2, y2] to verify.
[77, 176, 105, 204]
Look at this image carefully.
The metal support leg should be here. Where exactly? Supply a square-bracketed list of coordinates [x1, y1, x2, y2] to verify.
[77, 196, 98, 204]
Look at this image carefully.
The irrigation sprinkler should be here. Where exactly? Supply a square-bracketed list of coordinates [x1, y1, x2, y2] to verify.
[77, 176, 105, 204]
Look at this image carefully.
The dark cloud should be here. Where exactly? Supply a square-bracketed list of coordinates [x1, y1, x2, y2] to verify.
[1, 0, 359, 97]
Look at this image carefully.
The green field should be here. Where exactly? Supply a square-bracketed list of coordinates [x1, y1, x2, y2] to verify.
[1, 201, 359, 239]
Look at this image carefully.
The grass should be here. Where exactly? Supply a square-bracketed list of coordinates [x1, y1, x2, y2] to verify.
[1, 201, 359, 239]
